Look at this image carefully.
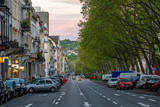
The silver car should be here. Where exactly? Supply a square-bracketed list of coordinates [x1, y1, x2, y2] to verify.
[108, 78, 118, 88]
[26, 79, 58, 93]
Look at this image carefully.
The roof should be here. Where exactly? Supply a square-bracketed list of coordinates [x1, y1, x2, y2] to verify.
[49, 36, 59, 45]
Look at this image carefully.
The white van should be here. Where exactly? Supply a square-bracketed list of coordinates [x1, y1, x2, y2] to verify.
[120, 73, 143, 78]
[102, 74, 112, 81]
[136, 75, 159, 88]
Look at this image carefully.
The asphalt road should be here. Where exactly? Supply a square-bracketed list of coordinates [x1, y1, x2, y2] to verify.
[1, 79, 160, 107]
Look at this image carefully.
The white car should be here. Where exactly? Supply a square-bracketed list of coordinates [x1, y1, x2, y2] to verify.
[108, 78, 118, 88]
[136, 75, 159, 89]
[102, 74, 112, 81]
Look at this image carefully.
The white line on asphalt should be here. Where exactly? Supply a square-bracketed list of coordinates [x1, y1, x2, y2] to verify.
[76, 82, 87, 100]
[103, 95, 106, 98]
[99, 94, 102, 96]
[107, 98, 111, 101]
[61, 92, 65, 96]
[83, 102, 91, 107]
[112, 101, 118, 105]
[60, 95, 62, 98]
[148, 99, 156, 102]
[43, 94, 47, 96]
[25, 104, 33, 107]
[126, 92, 130, 95]
[137, 102, 150, 107]
[139, 96, 145, 99]
[52, 99, 56, 104]
[121, 91, 124, 93]
[58, 98, 61, 101]
[132, 94, 136, 97]
[55, 102, 59, 105]
[38, 95, 42, 97]
[143, 95, 156, 98]
[114, 94, 120, 96]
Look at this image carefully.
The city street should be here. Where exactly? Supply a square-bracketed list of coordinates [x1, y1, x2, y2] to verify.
[2, 79, 160, 107]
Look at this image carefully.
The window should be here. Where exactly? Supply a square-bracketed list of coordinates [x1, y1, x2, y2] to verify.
[37, 80, 45, 85]
[46, 80, 53, 84]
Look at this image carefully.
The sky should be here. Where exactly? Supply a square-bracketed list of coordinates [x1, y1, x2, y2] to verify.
[31, 0, 83, 40]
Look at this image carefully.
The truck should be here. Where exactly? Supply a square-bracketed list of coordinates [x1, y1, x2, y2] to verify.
[112, 71, 134, 78]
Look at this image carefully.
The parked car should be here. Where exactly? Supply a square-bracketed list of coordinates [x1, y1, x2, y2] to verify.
[145, 78, 160, 89]
[127, 76, 139, 88]
[152, 80, 160, 94]
[76, 76, 82, 81]
[6, 80, 18, 99]
[26, 79, 58, 93]
[116, 78, 133, 90]
[0, 80, 8, 104]
[3, 82, 11, 101]
[136, 75, 159, 89]
[103, 74, 112, 81]
[10, 78, 23, 96]
[21, 79, 27, 94]
[108, 78, 118, 88]
[53, 75, 66, 84]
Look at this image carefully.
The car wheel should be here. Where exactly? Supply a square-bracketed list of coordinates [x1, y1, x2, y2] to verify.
[157, 88, 160, 94]
[50, 87, 55, 92]
[29, 88, 34, 93]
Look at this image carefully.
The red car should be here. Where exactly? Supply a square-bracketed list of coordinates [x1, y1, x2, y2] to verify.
[152, 80, 160, 91]
[116, 78, 133, 90]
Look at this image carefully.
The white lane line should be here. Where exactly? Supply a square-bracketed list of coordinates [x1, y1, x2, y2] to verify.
[132, 94, 136, 97]
[107, 98, 111, 101]
[55, 102, 59, 105]
[76, 82, 87, 100]
[143, 94, 156, 98]
[60, 95, 62, 98]
[61, 92, 65, 96]
[99, 94, 102, 96]
[38, 95, 42, 97]
[25, 104, 33, 107]
[103, 95, 106, 98]
[148, 99, 156, 102]
[137, 102, 150, 107]
[52, 99, 56, 104]
[114, 93, 120, 96]
[43, 94, 47, 96]
[112, 101, 118, 105]
[139, 96, 145, 99]
[83, 102, 91, 107]
[58, 98, 61, 101]
[121, 91, 124, 93]
[126, 92, 130, 95]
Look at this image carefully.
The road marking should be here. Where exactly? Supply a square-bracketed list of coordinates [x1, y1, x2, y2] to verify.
[43, 94, 47, 96]
[55, 102, 59, 105]
[121, 91, 124, 93]
[114, 94, 120, 96]
[148, 99, 156, 102]
[80, 92, 83, 95]
[52, 99, 56, 104]
[60, 95, 62, 98]
[61, 92, 65, 96]
[137, 102, 150, 107]
[25, 104, 33, 107]
[126, 92, 130, 95]
[143, 95, 156, 98]
[58, 98, 61, 101]
[38, 95, 42, 97]
[139, 96, 145, 99]
[76, 82, 87, 100]
[99, 94, 102, 96]
[132, 94, 136, 97]
[103, 95, 106, 98]
[107, 98, 111, 101]
[112, 101, 118, 105]
[83, 102, 91, 107]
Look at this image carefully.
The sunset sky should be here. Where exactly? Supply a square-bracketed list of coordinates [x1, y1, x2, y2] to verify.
[32, 0, 83, 40]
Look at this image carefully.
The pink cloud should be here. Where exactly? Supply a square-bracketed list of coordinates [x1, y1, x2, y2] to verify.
[49, 19, 80, 37]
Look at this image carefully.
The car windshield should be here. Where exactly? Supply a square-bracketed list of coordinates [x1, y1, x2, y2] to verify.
[147, 79, 158, 83]
[110, 79, 118, 81]
[6, 81, 12, 86]
[120, 79, 130, 82]
[28, 79, 38, 84]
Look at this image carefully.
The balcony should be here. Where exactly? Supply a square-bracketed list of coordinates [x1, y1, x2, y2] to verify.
[21, 19, 31, 32]
[22, 5, 31, 9]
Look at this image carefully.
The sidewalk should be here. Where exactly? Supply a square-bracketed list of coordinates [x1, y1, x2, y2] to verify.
[92, 80, 160, 96]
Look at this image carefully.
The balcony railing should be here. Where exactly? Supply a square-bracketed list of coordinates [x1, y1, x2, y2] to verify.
[22, 5, 31, 9]
[33, 37, 40, 43]
[21, 19, 31, 31]
[44, 49, 48, 53]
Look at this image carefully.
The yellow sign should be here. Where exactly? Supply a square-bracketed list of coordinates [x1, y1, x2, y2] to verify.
[3, 57, 9, 63]
[0, 57, 2, 63]
[19, 66, 24, 70]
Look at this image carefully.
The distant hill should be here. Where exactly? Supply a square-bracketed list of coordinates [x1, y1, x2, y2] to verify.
[60, 39, 78, 61]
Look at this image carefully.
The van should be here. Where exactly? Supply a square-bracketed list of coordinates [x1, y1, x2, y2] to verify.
[120, 73, 143, 78]
[136, 75, 159, 89]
